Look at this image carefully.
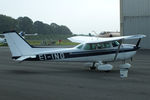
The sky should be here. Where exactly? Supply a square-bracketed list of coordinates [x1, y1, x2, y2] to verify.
[0, 0, 120, 34]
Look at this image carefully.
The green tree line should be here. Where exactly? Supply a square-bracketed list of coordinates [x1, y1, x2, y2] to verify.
[0, 14, 73, 35]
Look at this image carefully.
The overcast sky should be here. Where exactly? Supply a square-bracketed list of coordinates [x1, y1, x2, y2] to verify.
[0, 0, 120, 34]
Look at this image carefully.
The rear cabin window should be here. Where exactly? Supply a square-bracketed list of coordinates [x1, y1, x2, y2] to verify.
[84, 44, 91, 50]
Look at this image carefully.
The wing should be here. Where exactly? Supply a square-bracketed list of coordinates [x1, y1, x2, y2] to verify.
[68, 35, 146, 43]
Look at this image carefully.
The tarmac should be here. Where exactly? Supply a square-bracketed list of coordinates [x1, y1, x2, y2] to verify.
[0, 47, 150, 100]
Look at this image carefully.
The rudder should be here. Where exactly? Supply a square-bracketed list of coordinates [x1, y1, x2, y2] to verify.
[3, 31, 33, 58]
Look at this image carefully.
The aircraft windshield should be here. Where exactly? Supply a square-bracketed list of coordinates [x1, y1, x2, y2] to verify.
[76, 44, 83, 49]
[112, 41, 120, 47]
[84, 43, 111, 50]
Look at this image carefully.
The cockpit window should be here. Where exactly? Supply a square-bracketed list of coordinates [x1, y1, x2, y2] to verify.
[112, 41, 120, 47]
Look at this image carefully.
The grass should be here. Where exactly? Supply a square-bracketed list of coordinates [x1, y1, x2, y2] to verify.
[27, 40, 78, 46]
[26, 34, 79, 46]
[0, 34, 79, 47]
[55, 40, 79, 46]
[0, 40, 78, 47]
[0, 34, 79, 46]
[27, 40, 42, 46]
[0, 43, 7, 46]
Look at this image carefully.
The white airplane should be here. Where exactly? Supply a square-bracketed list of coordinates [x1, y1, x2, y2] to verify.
[91, 31, 120, 37]
[3, 31, 145, 78]
[0, 37, 6, 43]
[19, 31, 38, 39]
[0, 34, 6, 43]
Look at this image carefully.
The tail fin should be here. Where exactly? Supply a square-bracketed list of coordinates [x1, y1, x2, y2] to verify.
[3, 31, 33, 58]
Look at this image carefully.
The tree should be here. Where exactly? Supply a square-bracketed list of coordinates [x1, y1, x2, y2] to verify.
[0, 14, 73, 35]
[33, 21, 47, 34]
[60, 25, 72, 35]
[0, 14, 17, 33]
[17, 17, 33, 34]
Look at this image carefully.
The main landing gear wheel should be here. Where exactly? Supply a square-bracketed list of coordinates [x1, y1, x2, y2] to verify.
[89, 62, 96, 71]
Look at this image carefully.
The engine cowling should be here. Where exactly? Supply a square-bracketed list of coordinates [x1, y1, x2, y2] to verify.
[97, 64, 113, 71]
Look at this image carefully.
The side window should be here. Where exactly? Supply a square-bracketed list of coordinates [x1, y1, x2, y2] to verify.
[84, 44, 91, 50]
[84, 43, 111, 50]
[100, 43, 111, 48]
[91, 44, 97, 50]
[84, 43, 97, 50]
[97, 43, 102, 49]
[104, 43, 111, 48]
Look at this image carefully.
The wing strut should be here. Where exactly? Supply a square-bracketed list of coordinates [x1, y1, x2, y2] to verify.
[114, 40, 122, 61]
[136, 38, 141, 48]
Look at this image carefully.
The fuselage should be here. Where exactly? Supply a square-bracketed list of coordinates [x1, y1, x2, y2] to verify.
[20, 43, 138, 62]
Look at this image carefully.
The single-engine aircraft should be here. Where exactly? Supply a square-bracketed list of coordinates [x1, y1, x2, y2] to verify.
[91, 31, 120, 37]
[3, 31, 146, 78]
[0, 37, 6, 43]
[19, 31, 38, 39]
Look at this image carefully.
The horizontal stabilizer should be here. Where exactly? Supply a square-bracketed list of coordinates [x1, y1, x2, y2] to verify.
[16, 56, 36, 61]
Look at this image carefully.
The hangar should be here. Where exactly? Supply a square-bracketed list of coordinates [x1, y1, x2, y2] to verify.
[120, 0, 150, 49]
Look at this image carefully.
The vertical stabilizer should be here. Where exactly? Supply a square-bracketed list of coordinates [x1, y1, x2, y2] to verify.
[4, 31, 33, 57]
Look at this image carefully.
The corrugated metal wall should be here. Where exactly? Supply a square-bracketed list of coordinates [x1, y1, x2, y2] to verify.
[120, 0, 150, 49]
